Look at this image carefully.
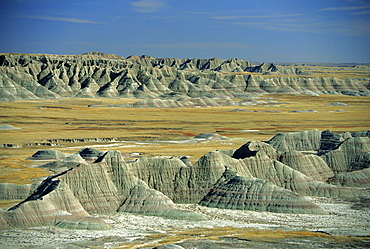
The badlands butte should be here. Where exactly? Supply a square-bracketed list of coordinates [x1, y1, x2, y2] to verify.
[0, 52, 370, 248]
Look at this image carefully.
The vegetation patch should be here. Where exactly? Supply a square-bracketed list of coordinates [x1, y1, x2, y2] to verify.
[115, 226, 369, 248]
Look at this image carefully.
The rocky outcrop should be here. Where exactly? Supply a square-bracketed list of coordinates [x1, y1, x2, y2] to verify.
[267, 129, 369, 154]
[78, 147, 105, 160]
[0, 53, 369, 102]
[1, 130, 369, 230]
[36, 153, 86, 172]
[232, 140, 278, 160]
[267, 130, 322, 152]
[230, 149, 359, 198]
[130, 151, 232, 203]
[1, 150, 205, 230]
[199, 170, 327, 214]
[320, 137, 370, 173]
[46, 137, 118, 143]
[28, 149, 69, 160]
[0, 143, 61, 148]
[3, 171, 110, 230]
[320, 130, 344, 151]
[278, 150, 334, 182]
[328, 168, 370, 187]
[260, 130, 370, 190]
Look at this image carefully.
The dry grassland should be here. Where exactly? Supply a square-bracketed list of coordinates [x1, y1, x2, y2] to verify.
[285, 65, 370, 81]
[0, 94, 369, 184]
[231, 65, 370, 81]
[0, 93, 369, 248]
[116, 226, 368, 248]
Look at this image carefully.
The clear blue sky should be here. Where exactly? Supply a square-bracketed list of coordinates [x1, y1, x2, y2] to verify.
[1, 0, 369, 63]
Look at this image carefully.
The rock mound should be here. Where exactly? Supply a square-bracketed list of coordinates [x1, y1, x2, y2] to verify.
[267, 130, 322, 151]
[278, 150, 334, 182]
[28, 149, 69, 160]
[3, 171, 110, 230]
[329, 102, 349, 106]
[36, 153, 87, 172]
[200, 170, 327, 214]
[78, 147, 105, 160]
[320, 136, 370, 173]
[328, 168, 370, 187]
[266, 130, 370, 192]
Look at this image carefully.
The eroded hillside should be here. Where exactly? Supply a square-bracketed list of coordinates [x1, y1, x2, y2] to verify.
[0, 130, 369, 231]
[0, 53, 369, 104]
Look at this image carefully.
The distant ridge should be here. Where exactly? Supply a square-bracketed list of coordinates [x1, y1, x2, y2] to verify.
[0, 52, 369, 102]
[81, 51, 125, 60]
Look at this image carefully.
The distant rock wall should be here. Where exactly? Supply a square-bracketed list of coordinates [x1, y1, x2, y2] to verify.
[0, 54, 369, 102]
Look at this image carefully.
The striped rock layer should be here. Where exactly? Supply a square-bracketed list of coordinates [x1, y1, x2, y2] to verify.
[0, 54, 369, 103]
[0, 130, 369, 229]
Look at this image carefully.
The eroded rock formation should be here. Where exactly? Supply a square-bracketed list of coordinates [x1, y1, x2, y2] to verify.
[0, 53, 369, 102]
[200, 170, 327, 214]
[1, 130, 369, 230]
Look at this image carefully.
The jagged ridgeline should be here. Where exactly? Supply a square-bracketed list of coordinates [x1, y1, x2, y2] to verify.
[0, 130, 369, 230]
[0, 52, 369, 102]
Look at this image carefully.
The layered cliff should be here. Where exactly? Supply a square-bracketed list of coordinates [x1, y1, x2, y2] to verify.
[199, 170, 327, 214]
[0, 53, 369, 102]
[1, 130, 368, 230]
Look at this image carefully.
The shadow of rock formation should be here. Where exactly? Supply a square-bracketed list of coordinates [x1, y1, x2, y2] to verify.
[1, 53, 369, 103]
[0, 130, 369, 230]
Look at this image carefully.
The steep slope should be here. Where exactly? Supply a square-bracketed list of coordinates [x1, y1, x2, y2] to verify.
[1, 150, 205, 229]
[1, 130, 369, 230]
[278, 150, 334, 182]
[328, 168, 370, 187]
[230, 149, 359, 198]
[200, 170, 327, 214]
[0, 53, 368, 101]
[320, 137, 370, 173]
[130, 151, 234, 203]
[266, 130, 370, 189]
[267, 130, 323, 152]
[2, 170, 109, 230]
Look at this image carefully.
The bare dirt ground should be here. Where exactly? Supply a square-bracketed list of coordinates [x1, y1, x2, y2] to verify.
[1, 196, 369, 249]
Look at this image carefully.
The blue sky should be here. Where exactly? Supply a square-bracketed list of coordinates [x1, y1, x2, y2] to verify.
[1, 0, 369, 63]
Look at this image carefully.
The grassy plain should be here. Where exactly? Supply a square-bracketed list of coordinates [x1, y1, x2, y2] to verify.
[116, 226, 368, 248]
[0, 94, 369, 184]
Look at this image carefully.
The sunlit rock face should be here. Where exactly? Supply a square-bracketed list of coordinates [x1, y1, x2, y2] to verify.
[130, 151, 230, 203]
[267, 130, 323, 152]
[0, 53, 369, 102]
[199, 170, 327, 214]
[0, 130, 368, 230]
[2, 172, 109, 230]
[266, 130, 370, 188]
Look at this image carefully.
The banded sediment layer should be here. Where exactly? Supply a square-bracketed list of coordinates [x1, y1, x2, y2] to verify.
[0, 130, 368, 230]
[0, 53, 369, 105]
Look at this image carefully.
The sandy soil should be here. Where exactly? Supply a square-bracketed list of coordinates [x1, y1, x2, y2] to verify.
[0, 197, 369, 249]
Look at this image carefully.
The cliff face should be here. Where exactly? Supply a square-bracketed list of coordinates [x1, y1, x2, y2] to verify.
[0, 130, 368, 230]
[0, 54, 369, 102]
[199, 170, 327, 214]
